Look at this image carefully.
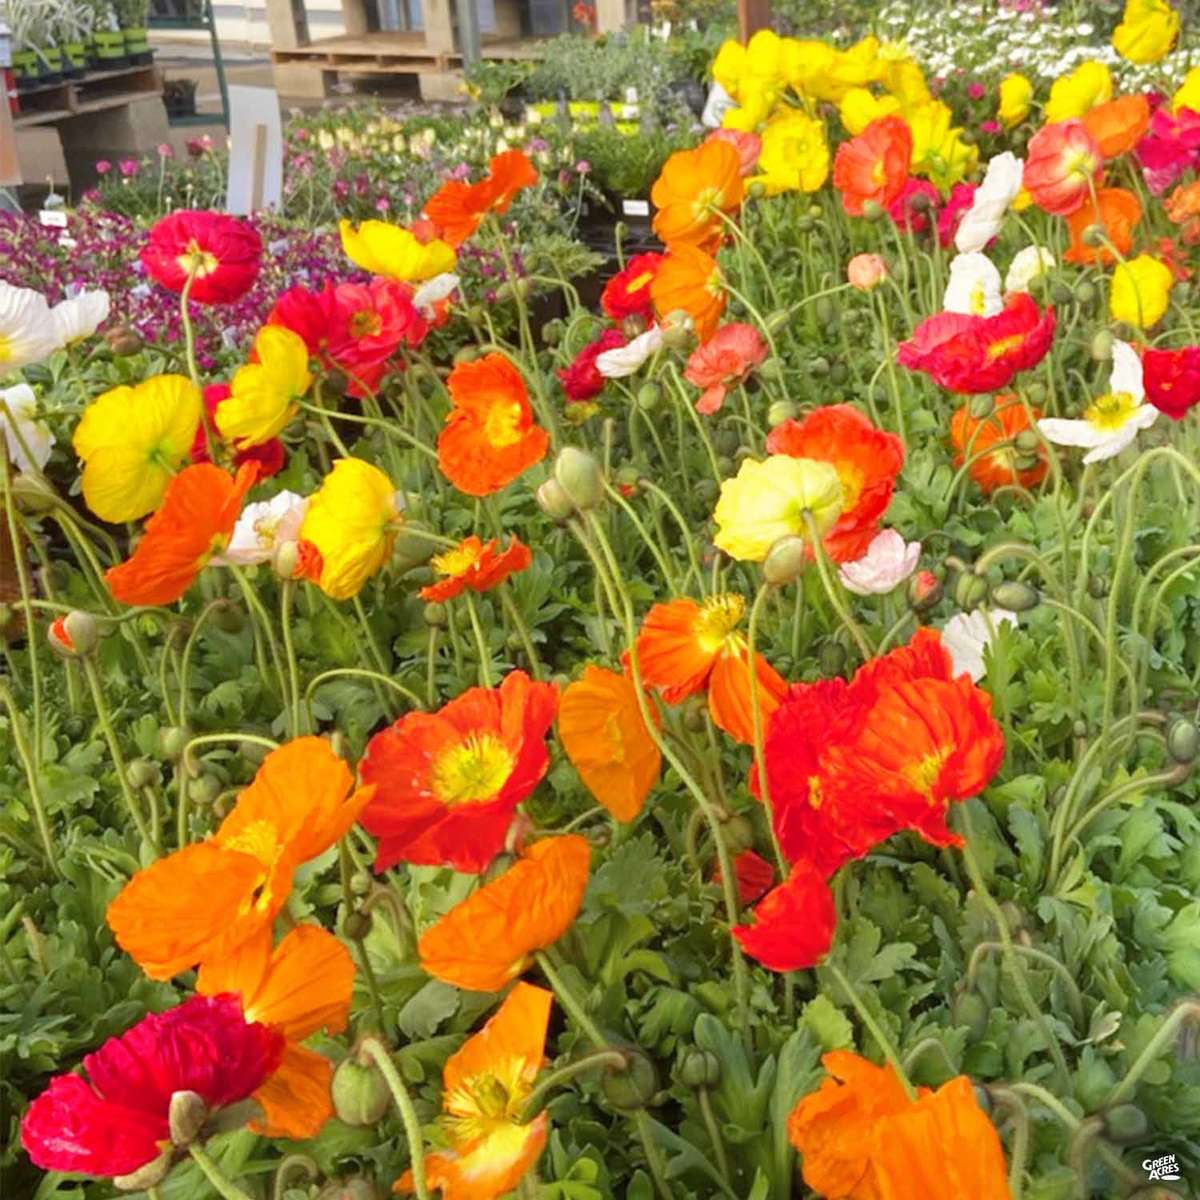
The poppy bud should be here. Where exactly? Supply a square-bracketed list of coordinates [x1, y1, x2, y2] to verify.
[722, 813, 755, 854]
[847, 253, 888, 292]
[1075, 280, 1096, 305]
[158, 725, 190, 761]
[601, 1048, 657, 1110]
[273, 540, 301, 580]
[48, 610, 98, 657]
[682, 694, 708, 732]
[11, 472, 57, 513]
[678, 1049, 721, 1088]
[969, 394, 995, 420]
[1091, 330, 1114, 361]
[621, 314, 648, 339]
[189, 773, 222, 806]
[763, 535, 809, 586]
[908, 569, 943, 611]
[1051, 281, 1073, 305]
[1013, 452, 1042, 471]
[615, 464, 640, 493]
[453, 345, 480, 366]
[809, 356, 830, 377]
[540, 318, 565, 346]
[343, 910, 372, 941]
[768, 399, 799, 427]
[715, 456, 735, 477]
[862, 199, 884, 221]
[318, 1180, 381, 1200]
[954, 573, 990, 611]
[423, 601, 448, 628]
[1102, 1104, 1149, 1145]
[1081, 224, 1106, 248]
[211, 602, 245, 635]
[990, 581, 1038, 611]
[830, 361, 848, 384]
[1167, 718, 1199, 765]
[637, 383, 660, 411]
[1088, 573, 1110, 598]
[660, 312, 695, 350]
[747, 179, 767, 199]
[350, 869, 373, 897]
[554, 447, 605, 511]
[1024, 381, 1047, 405]
[909, 188, 934, 210]
[695, 479, 719, 504]
[331, 1057, 391, 1126]
[714, 429, 739, 456]
[114, 1148, 173, 1192]
[168, 1089, 207, 1147]
[536, 477, 576, 521]
[105, 325, 143, 356]
[795, 215, 815, 233]
[814, 297, 835, 325]
[818, 641, 848, 676]
[126, 759, 161, 790]
[764, 308, 793, 334]
[952, 990, 989, 1040]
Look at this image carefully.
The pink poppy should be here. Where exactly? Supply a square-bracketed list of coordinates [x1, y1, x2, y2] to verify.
[1137, 105, 1200, 194]
[683, 322, 768, 414]
[888, 178, 940, 234]
[938, 182, 976, 247]
[705, 128, 763, 177]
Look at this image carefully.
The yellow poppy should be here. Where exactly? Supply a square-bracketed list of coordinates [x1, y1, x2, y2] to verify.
[339, 219, 456, 282]
[216, 325, 312, 449]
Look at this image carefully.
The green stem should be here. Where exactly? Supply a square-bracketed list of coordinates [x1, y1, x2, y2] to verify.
[279, 580, 304, 736]
[1105, 1001, 1200, 1108]
[360, 1040, 431, 1200]
[535, 949, 607, 1049]
[826, 962, 917, 1101]
[520, 1049, 630, 1122]
[803, 512, 873, 660]
[462, 592, 494, 686]
[188, 1144, 255, 1200]
[0, 684, 60, 875]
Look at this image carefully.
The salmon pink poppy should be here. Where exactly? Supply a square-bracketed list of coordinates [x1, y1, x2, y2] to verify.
[950, 396, 1049, 493]
[418, 835, 591, 992]
[140, 210, 262, 304]
[1143, 345, 1200, 417]
[424, 149, 539, 247]
[1166, 179, 1200, 243]
[420, 535, 532, 603]
[832, 115, 912, 217]
[1064, 186, 1142, 265]
[438, 353, 549, 495]
[650, 244, 726, 342]
[633, 594, 787, 744]
[20, 995, 283, 1180]
[105, 463, 259, 607]
[651, 138, 744, 250]
[1022, 120, 1103, 215]
[897, 293, 1056, 394]
[192, 383, 285, 478]
[558, 328, 627, 403]
[732, 861, 837, 971]
[766, 404, 905, 563]
[601, 252, 663, 323]
[706, 127, 763, 177]
[684, 323, 767, 414]
[360, 670, 558, 873]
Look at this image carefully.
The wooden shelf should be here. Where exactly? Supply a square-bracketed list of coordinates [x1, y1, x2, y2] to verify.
[271, 31, 549, 74]
[14, 64, 162, 124]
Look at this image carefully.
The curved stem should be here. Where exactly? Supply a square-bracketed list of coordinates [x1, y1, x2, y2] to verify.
[189, 1144, 255, 1200]
[826, 961, 917, 1101]
[803, 512, 873, 660]
[360, 1040, 430, 1200]
[0, 684, 59, 875]
[1106, 1001, 1200, 1108]
[519, 1050, 629, 1122]
[535, 949, 607, 1049]
[965, 941, 1084, 1029]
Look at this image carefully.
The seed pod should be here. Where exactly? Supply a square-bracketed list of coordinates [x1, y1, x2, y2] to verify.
[990, 581, 1038, 611]
[343, 910, 372, 941]
[763, 535, 809, 586]
[601, 1049, 657, 1110]
[768, 399, 799, 427]
[678, 1049, 721, 1089]
[331, 1058, 391, 1126]
[1102, 1103, 1149, 1145]
[1167, 718, 1199, 764]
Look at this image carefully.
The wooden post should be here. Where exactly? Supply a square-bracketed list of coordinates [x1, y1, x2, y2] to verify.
[737, 0, 768, 42]
[250, 123, 268, 211]
[0, 89, 22, 187]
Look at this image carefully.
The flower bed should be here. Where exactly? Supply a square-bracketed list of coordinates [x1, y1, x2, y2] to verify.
[5, 4, 1200, 1200]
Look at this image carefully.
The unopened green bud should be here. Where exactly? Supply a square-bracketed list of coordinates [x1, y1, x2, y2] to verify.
[682, 694, 707, 732]
[1024, 381, 1047, 405]
[168, 1089, 207, 1147]
[952, 990, 989, 1040]
[49, 609, 98, 657]
[332, 1056, 391, 1126]
[809, 356, 830, 377]
[541, 318, 565, 346]
[679, 1049, 721, 1088]
[601, 1049, 657, 1110]
[830, 361, 848, 384]
[722, 813, 755, 854]
[126, 759, 160, 790]
[273, 540, 301, 580]
[660, 311, 695, 350]
[351, 870, 373, 897]
[1102, 1103, 1149, 1145]
[764, 309, 793, 334]
[969, 394, 995, 420]
[1014, 429, 1041, 454]
[1051, 281, 1073, 305]
[990, 580, 1038, 611]
[453, 345, 480, 365]
[158, 725, 190, 761]
[105, 325, 144, 356]
[908, 570, 943, 611]
[818, 641, 848, 676]
[1088, 573, 1110, 598]
[189, 773, 222, 806]
[392, 526, 437, 568]
[763, 535, 809, 586]
[211, 602, 245, 634]
[343, 910, 372, 941]
[862, 199, 884, 221]
[636, 383, 660, 411]
[768, 399, 799, 427]
[695, 478, 720, 505]
[955, 573, 990, 611]
[747, 179, 767, 199]
[114, 1149, 172, 1192]
[536, 477, 576, 521]
[1091, 330, 1114, 361]
[1167, 718, 1199, 765]
[614, 464, 640, 492]
[814, 297, 834, 325]
[1081, 224, 1106, 248]
[1075, 280, 1096, 305]
[554, 447, 605, 511]
[423, 601, 448, 628]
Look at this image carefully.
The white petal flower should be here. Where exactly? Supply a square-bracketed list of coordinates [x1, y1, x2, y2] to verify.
[50, 289, 110, 347]
[0, 283, 60, 372]
[413, 273, 459, 318]
[1038, 340, 1157, 464]
[941, 608, 1019, 681]
[596, 327, 665, 379]
[1005, 245, 1056, 293]
[943, 252, 1003, 318]
[838, 529, 921, 595]
[0, 383, 55, 473]
[954, 152, 1024, 254]
[212, 491, 309, 566]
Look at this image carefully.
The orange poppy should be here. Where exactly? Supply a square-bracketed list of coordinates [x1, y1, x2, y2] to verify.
[418, 835, 590, 992]
[832, 115, 912, 217]
[558, 664, 662, 822]
[788, 1052, 1010, 1200]
[650, 244, 727, 342]
[438, 353, 549, 496]
[632, 595, 787, 745]
[107, 737, 374, 980]
[949, 397, 1048, 495]
[765, 404, 905, 563]
[425, 149, 539, 247]
[1166, 178, 1200, 244]
[1081, 93, 1150, 159]
[196, 924, 354, 1139]
[650, 138, 744, 250]
[1064, 186, 1142, 265]
[396, 982, 553, 1200]
[106, 462, 258, 606]
[420, 535, 533, 603]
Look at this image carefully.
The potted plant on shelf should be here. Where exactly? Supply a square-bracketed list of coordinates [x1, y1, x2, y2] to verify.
[163, 75, 197, 118]
[114, 0, 152, 65]
[52, 0, 94, 78]
[89, 0, 129, 68]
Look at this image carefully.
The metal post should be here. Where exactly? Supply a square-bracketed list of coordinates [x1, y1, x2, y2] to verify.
[205, 0, 231, 129]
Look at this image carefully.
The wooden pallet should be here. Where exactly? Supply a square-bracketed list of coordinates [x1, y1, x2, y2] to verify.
[14, 65, 163, 128]
[270, 32, 547, 74]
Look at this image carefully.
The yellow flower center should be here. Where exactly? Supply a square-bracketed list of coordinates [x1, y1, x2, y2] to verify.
[627, 270, 655, 293]
[1083, 391, 1138, 432]
[693, 593, 746, 654]
[807, 776, 823, 810]
[253, 514, 284, 549]
[1065, 149, 1097, 180]
[905, 747, 951, 800]
[871, 158, 887, 186]
[0, 334, 12, 365]
[431, 732, 515, 805]
[176, 238, 220, 279]
[444, 1059, 532, 1144]
[221, 818, 281, 866]
[432, 542, 483, 578]
[349, 309, 382, 338]
[969, 283, 992, 316]
[985, 333, 1025, 362]
[484, 400, 525, 447]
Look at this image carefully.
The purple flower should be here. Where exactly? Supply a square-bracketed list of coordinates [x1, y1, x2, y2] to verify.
[118, 158, 140, 178]
[95, 160, 112, 176]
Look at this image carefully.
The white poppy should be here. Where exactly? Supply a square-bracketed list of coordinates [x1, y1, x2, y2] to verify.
[213, 491, 309, 567]
[941, 608, 1019, 681]
[1038, 340, 1158, 463]
[596, 326, 665, 379]
[50, 289, 110, 347]
[0, 383, 55, 473]
[838, 529, 921, 595]
[0, 283, 61, 372]
[954, 151, 1024, 254]
[1005, 245, 1055, 294]
[413, 273, 459, 319]
[943, 252, 1003, 318]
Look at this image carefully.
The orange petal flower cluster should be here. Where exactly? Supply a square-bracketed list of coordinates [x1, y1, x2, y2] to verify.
[950, 396, 1049, 494]
[1064, 186, 1142, 265]
[420, 535, 533, 603]
[424, 149, 539, 247]
[651, 138, 745, 251]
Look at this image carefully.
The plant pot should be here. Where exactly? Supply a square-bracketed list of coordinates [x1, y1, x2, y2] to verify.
[40, 46, 64, 83]
[12, 50, 41, 87]
[63, 42, 88, 77]
[122, 28, 153, 66]
[165, 93, 197, 118]
[92, 30, 129, 69]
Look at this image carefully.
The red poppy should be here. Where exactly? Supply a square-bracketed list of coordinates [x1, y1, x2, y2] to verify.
[192, 384, 285, 478]
[888, 178, 940, 235]
[1143, 345, 1200, 418]
[732, 861, 837, 972]
[1022, 120, 1102, 215]
[359, 669, 558, 873]
[937, 182, 976, 247]
[140, 210, 262, 304]
[420, 535, 533, 602]
[602, 252, 664, 323]
[765, 404, 905, 563]
[425, 149, 539, 247]
[558, 328, 627, 403]
[20, 995, 283, 1179]
[897, 293, 1056, 394]
[833, 115, 912, 217]
[714, 848, 775, 906]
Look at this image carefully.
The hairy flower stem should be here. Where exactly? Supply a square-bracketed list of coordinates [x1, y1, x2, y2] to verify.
[1106, 1001, 1200, 1108]
[0, 684, 59, 876]
[1, 448, 43, 759]
[188, 1144, 256, 1200]
[279, 581, 305, 737]
[519, 1049, 629, 1122]
[359, 1040, 431, 1200]
[462, 592, 494, 687]
[497, 584, 543, 680]
[826, 962, 917, 1101]
[802, 512, 873, 661]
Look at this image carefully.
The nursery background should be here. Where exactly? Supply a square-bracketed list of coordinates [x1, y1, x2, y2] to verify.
[5, 0, 1200, 1199]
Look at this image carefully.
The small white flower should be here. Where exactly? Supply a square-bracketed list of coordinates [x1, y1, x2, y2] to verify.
[1005, 245, 1056, 293]
[413, 273, 459, 318]
[0, 383, 54, 473]
[50, 289, 110, 347]
[943, 252, 1003, 318]
[955, 152, 1024, 254]
[213, 491, 309, 566]
[941, 608, 1019, 681]
[1038, 340, 1158, 463]
[839, 529, 922, 595]
[0, 283, 60, 372]
[596, 327, 665, 379]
